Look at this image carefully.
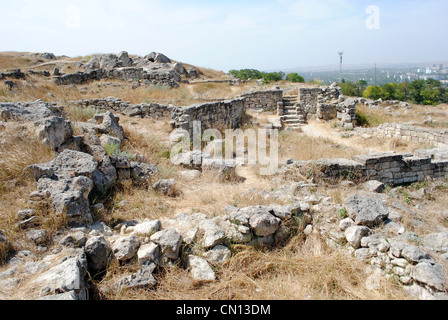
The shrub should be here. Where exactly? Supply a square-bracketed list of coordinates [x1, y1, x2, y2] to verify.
[286, 73, 305, 83]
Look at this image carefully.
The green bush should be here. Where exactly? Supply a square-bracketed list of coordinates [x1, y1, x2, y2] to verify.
[286, 73, 305, 83]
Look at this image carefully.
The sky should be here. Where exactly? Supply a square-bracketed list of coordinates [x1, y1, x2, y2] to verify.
[0, 0, 447, 72]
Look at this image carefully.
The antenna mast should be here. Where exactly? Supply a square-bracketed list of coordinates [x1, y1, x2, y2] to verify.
[338, 52, 344, 82]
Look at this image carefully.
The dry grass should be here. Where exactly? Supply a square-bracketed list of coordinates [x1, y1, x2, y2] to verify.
[99, 234, 409, 300]
[356, 103, 448, 128]
[278, 131, 363, 161]
[0, 123, 56, 262]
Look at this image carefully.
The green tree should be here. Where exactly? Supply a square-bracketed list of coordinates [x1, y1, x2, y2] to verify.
[363, 85, 384, 100]
[228, 69, 263, 80]
[409, 80, 425, 104]
[286, 73, 305, 83]
[260, 71, 285, 83]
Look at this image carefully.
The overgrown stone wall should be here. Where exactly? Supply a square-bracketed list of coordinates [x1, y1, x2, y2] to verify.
[170, 98, 246, 133]
[358, 123, 448, 148]
[54, 68, 180, 88]
[298, 150, 448, 186]
[70, 98, 173, 119]
[239, 88, 283, 111]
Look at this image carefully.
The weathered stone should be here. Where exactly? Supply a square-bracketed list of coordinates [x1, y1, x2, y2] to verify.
[339, 218, 354, 231]
[34, 251, 88, 299]
[37, 291, 79, 300]
[59, 232, 87, 248]
[131, 219, 161, 238]
[150, 229, 183, 259]
[137, 243, 161, 266]
[364, 180, 385, 193]
[114, 262, 156, 290]
[152, 178, 176, 196]
[412, 262, 446, 292]
[202, 245, 232, 265]
[197, 220, 225, 249]
[33, 116, 73, 151]
[186, 255, 216, 281]
[84, 236, 113, 271]
[345, 194, 389, 227]
[90, 221, 114, 236]
[214, 218, 252, 244]
[421, 232, 448, 253]
[112, 236, 140, 261]
[247, 207, 281, 237]
[26, 229, 47, 245]
[344, 226, 371, 249]
[402, 245, 431, 263]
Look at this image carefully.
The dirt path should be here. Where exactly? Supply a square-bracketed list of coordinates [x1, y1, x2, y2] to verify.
[301, 120, 388, 154]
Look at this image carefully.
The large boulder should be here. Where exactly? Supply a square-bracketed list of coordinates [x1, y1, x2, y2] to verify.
[27, 149, 98, 181]
[0, 100, 63, 121]
[27, 150, 99, 225]
[33, 116, 74, 152]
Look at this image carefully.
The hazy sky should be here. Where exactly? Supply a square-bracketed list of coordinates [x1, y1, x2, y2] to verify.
[1, 0, 447, 72]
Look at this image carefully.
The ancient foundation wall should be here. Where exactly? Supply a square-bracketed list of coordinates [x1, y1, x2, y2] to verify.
[300, 149, 448, 186]
[170, 98, 246, 133]
[359, 123, 448, 148]
[239, 89, 283, 111]
[70, 98, 173, 119]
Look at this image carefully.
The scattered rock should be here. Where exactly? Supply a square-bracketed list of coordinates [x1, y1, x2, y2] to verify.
[84, 236, 113, 271]
[152, 178, 176, 196]
[197, 220, 226, 249]
[34, 251, 88, 299]
[412, 262, 446, 292]
[130, 219, 161, 238]
[137, 243, 161, 266]
[345, 194, 389, 227]
[203, 245, 232, 265]
[114, 262, 157, 290]
[421, 232, 448, 253]
[150, 229, 183, 260]
[344, 226, 371, 249]
[112, 236, 140, 261]
[186, 255, 216, 281]
[364, 180, 385, 193]
[26, 229, 47, 245]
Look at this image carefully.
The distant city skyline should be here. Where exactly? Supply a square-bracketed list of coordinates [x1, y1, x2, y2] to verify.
[1, 0, 447, 72]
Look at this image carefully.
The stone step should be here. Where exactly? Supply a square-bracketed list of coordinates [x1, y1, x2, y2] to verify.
[284, 123, 305, 130]
[284, 119, 303, 124]
[283, 95, 298, 99]
[282, 115, 300, 119]
[286, 122, 306, 127]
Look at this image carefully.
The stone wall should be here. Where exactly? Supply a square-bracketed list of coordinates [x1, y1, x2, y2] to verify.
[358, 123, 448, 148]
[54, 68, 180, 88]
[170, 98, 246, 133]
[298, 88, 323, 114]
[298, 150, 448, 186]
[239, 88, 283, 111]
[70, 98, 173, 119]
